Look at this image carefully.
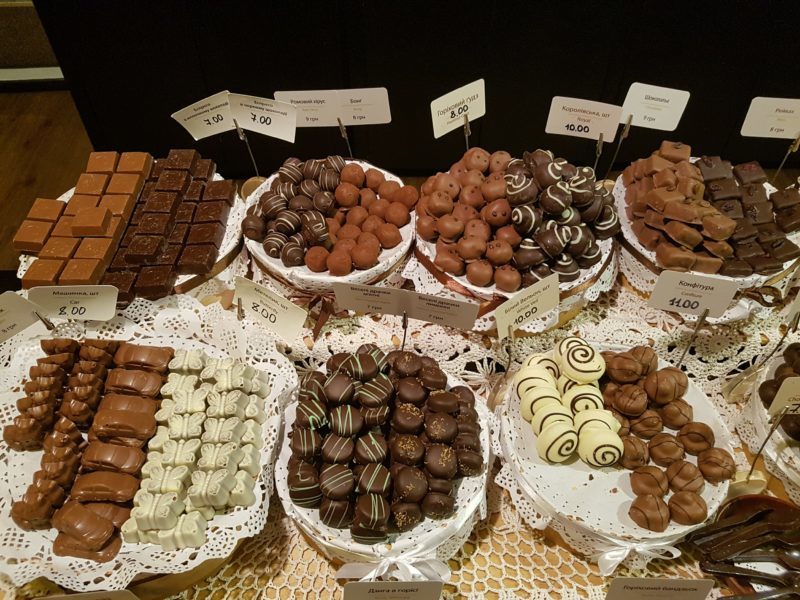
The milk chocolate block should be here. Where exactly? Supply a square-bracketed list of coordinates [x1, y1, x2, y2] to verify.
[70, 471, 139, 502]
[677, 176, 704, 200]
[53, 531, 122, 563]
[662, 199, 703, 224]
[184, 181, 204, 202]
[771, 188, 800, 211]
[42, 338, 79, 354]
[631, 220, 664, 251]
[777, 206, 800, 233]
[93, 409, 156, 441]
[733, 161, 767, 184]
[3, 416, 46, 450]
[713, 199, 744, 219]
[99, 194, 135, 218]
[106, 173, 144, 197]
[144, 191, 180, 214]
[58, 398, 93, 425]
[39, 237, 80, 260]
[52, 501, 115, 552]
[137, 213, 174, 237]
[28, 198, 65, 222]
[13, 219, 54, 252]
[72, 360, 107, 378]
[734, 241, 764, 259]
[741, 184, 769, 206]
[177, 244, 217, 274]
[675, 160, 702, 181]
[51, 217, 74, 237]
[703, 240, 734, 259]
[659, 141, 691, 163]
[22, 259, 65, 289]
[105, 368, 162, 397]
[719, 259, 753, 277]
[644, 154, 674, 175]
[192, 158, 216, 181]
[65, 194, 99, 216]
[86, 151, 119, 174]
[187, 222, 225, 248]
[664, 221, 703, 248]
[202, 180, 235, 206]
[98, 393, 157, 414]
[655, 242, 696, 271]
[74, 238, 116, 265]
[194, 201, 230, 224]
[126, 235, 164, 262]
[101, 271, 136, 303]
[75, 173, 109, 196]
[168, 223, 189, 244]
[645, 188, 684, 212]
[38, 352, 76, 367]
[705, 178, 741, 202]
[82, 441, 145, 475]
[644, 210, 667, 230]
[697, 156, 733, 181]
[150, 159, 165, 181]
[59, 258, 103, 285]
[80, 345, 114, 365]
[134, 266, 176, 298]
[176, 203, 196, 223]
[701, 214, 737, 241]
[155, 170, 190, 194]
[117, 151, 154, 175]
[107, 216, 125, 242]
[71, 207, 111, 236]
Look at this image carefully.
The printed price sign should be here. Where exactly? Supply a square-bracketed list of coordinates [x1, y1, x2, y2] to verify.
[45, 591, 139, 600]
[545, 96, 622, 142]
[28, 285, 118, 321]
[606, 577, 713, 600]
[769, 376, 800, 418]
[234, 277, 307, 343]
[332, 283, 478, 331]
[649, 271, 738, 318]
[344, 581, 443, 600]
[494, 274, 559, 339]
[621, 82, 690, 131]
[0, 292, 41, 343]
[171, 90, 235, 140]
[228, 93, 297, 142]
[275, 88, 391, 127]
[741, 96, 800, 139]
[429, 79, 486, 139]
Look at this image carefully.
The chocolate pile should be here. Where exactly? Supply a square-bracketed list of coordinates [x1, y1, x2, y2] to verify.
[243, 157, 418, 276]
[602, 347, 734, 531]
[622, 141, 800, 276]
[4, 339, 170, 562]
[287, 346, 483, 543]
[15, 149, 233, 303]
[757, 342, 800, 441]
[416, 147, 619, 292]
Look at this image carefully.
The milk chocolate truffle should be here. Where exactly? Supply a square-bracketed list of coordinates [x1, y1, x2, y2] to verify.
[434, 250, 464, 276]
[648, 433, 685, 467]
[668, 491, 707, 525]
[480, 175, 506, 202]
[320, 497, 354, 528]
[629, 346, 659, 375]
[677, 422, 715, 455]
[697, 447, 735, 483]
[334, 238, 357, 255]
[465, 260, 493, 287]
[437, 214, 464, 242]
[465, 219, 491, 241]
[644, 367, 689, 405]
[313, 191, 336, 215]
[658, 399, 693, 430]
[457, 236, 487, 261]
[385, 202, 411, 228]
[322, 434, 355, 464]
[451, 202, 479, 224]
[327, 250, 353, 276]
[495, 225, 522, 249]
[417, 215, 438, 241]
[434, 172, 460, 199]
[241, 215, 266, 241]
[365, 168, 385, 191]
[376, 223, 402, 249]
[483, 198, 512, 227]
[605, 352, 643, 383]
[666, 460, 705, 493]
[613, 384, 648, 417]
[494, 265, 522, 292]
[392, 502, 423, 532]
[489, 150, 512, 172]
[629, 494, 670, 532]
[351, 244, 380, 270]
[346, 206, 369, 228]
[425, 444, 458, 479]
[304, 246, 330, 273]
[630, 409, 663, 439]
[485, 240, 513, 266]
[459, 184, 485, 208]
[619, 435, 649, 470]
[340, 163, 365, 187]
[464, 147, 490, 171]
[630, 466, 669, 497]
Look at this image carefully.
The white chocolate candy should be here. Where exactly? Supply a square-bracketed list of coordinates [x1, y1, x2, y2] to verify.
[562, 385, 604, 414]
[513, 366, 557, 400]
[169, 349, 207, 373]
[157, 512, 208, 550]
[554, 336, 589, 363]
[160, 373, 199, 398]
[143, 465, 191, 494]
[573, 409, 620, 435]
[185, 495, 215, 520]
[200, 358, 237, 381]
[131, 490, 185, 531]
[198, 442, 244, 472]
[170, 387, 213, 415]
[520, 386, 561, 421]
[557, 375, 598, 396]
[155, 438, 202, 467]
[244, 395, 266, 423]
[229, 471, 256, 507]
[141, 457, 163, 479]
[121, 518, 142, 543]
[577, 428, 623, 467]
[168, 413, 206, 440]
[206, 389, 248, 419]
[536, 421, 578, 463]
[148, 426, 170, 451]
[561, 344, 605, 383]
[241, 420, 262, 448]
[202, 417, 245, 444]
[522, 353, 560, 379]
[237, 444, 260, 478]
[531, 404, 573, 435]
[188, 469, 236, 507]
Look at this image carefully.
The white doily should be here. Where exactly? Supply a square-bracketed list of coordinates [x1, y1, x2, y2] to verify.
[0, 296, 297, 592]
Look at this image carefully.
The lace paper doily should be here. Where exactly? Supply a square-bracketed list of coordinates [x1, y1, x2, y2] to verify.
[0, 296, 297, 592]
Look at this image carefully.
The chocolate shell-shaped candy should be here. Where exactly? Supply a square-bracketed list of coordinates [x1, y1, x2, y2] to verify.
[504, 173, 539, 207]
[552, 253, 580, 282]
[524, 148, 554, 168]
[594, 205, 621, 239]
[579, 195, 604, 222]
[569, 175, 595, 206]
[534, 225, 569, 258]
[540, 182, 573, 215]
[555, 206, 581, 227]
[534, 160, 563, 188]
[513, 238, 548, 270]
[274, 209, 301, 235]
[263, 232, 288, 258]
[576, 242, 602, 268]
[511, 205, 542, 236]
[566, 224, 593, 256]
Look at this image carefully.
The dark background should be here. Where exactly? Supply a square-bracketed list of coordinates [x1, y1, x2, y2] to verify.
[35, 0, 800, 179]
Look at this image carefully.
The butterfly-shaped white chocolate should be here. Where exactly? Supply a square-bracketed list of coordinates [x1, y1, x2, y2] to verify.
[160, 373, 199, 398]
[157, 438, 202, 467]
[198, 442, 243, 472]
[244, 394, 266, 423]
[170, 386, 212, 415]
[120, 518, 142, 543]
[200, 358, 237, 381]
[206, 389, 248, 419]
[168, 349, 207, 373]
[201, 417, 245, 444]
[229, 471, 256, 507]
[237, 443, 260, 478]
[141, 456, 164, 479]
[148, 426, 170, 451]
[143, 465, 191, 494]
[130, 490, 185, 531]
[184, 495, 215, 520]
[188, 468, 235, 507]
[168, 413, 206, 440]
[157, 511, 208, 551]
[241, 420, 263, 448]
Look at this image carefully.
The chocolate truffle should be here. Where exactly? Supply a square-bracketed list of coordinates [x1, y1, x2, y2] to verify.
[658, 399, 693, 430]
[320, 497, 354, 528]
[668, 491, 707, 525]
[486, 240, 513, 266]
[605, 353, 643, 383]
[396, 377, 427, 406]
[666, 460, 705, 493]
[437, 214, 464, 242]
[376, 223, 402, 249]
[356, 463, 392, 496]
[457, 236, 486, 260]
[392, 502, 423, 532]
[322, 434, 355, 464]
[630, 466, 669, 497]
[305, 246, 330, 273]
[354, 493, 389, 531]
[324, 373, 355, 405]
[330, 405, 364, 437]
[351, 244, 380, 270]
[393, 466, 428, 502]
[466, 260, 494, 287]
[354, 432, 388, 464]
[648, 433, 685, 467]
[613, 384, 648, 417]
[465, 219, 492, 241]
[630, 409, 663, 439]
[425, 444, 458, 479]
[483, 199, 512, 227]
[421, 492, 455, 519]
[494, 265, 522, 292]
[327, 250, 353, 276]
[340, 163, 365, 187]
[677, 422, 715, 455]
[391, 434, 425, 465]
[385, 202, 411, 228]
[290, 428, 321, 459]
[619, 435, 649, 470]
[697, 447, 735, 483]
[392, 403, 424, 434]
[644, 368, 689, 405]
[628, 494, 670, 532]
[419, 365, 447, 390]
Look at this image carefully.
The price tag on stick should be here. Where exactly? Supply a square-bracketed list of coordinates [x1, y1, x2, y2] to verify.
[274, 88, 391, 127]
[28, 285, 118, 321]
[171, 90, 235, 140]
[545, 96, 622, 142]
[495, 274, 559, 340]
[621, 83, 691, 131]
[649, 271, 738, 319]
[429, 79, 486, 140]
[233, 277, 307, 343]
[228, 94, 297, 142]
[0, 292, 42, 344]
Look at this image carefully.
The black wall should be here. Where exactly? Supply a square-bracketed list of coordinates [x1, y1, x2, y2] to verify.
[35, 0, 800, 179]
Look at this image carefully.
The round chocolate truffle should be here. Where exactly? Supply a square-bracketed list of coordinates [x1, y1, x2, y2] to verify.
[619, 435, 650, 470]
[425, 413, 458, 444]
[355, 432, 388, 464]
[304, 246, 330, 273]
[657, 399, 694, 430]
[613, 384, 648, 417]
[494, 265, 522, 292]
[465, 218, 492, 241]
[457, 236, 487, 261]
[425, 444, 458, 479]
[486, 240, 513, 266]
[628, 494, 670, 532]
[677, 422, 715, 455]
[281, 241, 305, 267]
[629, 345, 659, 375]
[630, 466, 669, 497]
[417, 215, 438, 241]
[376, 223, 402, 249]
[340, 163, 365, 187]
[322, 433, 355, 464]
[483, 198, 512, 227]
[391, 434, 425, 466]
[648, 433, 686, 467]
[697, 447, 735, 483]
[330, 404, 364, 437]
[396, 377, 427, 406]
[385, 202, 410, 228]
[319, 497, 353, 528]
[421, 492, 455, 519]
[668, 491, 708, 525]
[392, 501, 423, 532]
[666, 460, 705, 493]
[351, 243, 380, 270]
[319, 463, 354, 500]
[466, 260, 494, 287]
[393, 466, 428, 502]
[630, 409, 663, 439]
[242, 215, 266, 241]
[437, 214, 464, 242]
[427, 391, 459, 413]
[392, 403, 425, 434]
[327, 250, 353, 276]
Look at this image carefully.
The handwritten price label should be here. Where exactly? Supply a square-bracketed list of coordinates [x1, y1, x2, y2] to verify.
[621, 82, 690, 131]
[741, 96, 800, 139]
[494, 274, 559, 339]
[649, 271, 738, 318]
[171, 90, 235, 140]
[229, 93, 297, 142]
[27, 285, 117, 321]
[429, 79, 486, 139]
[0, 292, 41, 343]
[234, 277, 307, 343]
[545, 96, 622, 142]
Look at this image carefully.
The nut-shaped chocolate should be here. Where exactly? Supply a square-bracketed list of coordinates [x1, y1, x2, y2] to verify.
[511, 205, 542, 236]
[630, 409, 663, 439]
[489, 150, 512, 172]
[619, 435, 649, 470]
[644, 367, 689, 405]
[628, 345, 659, 375]
[668, 491, 708, 525]
[482, 198, 512, 227]
[628, 494, 670, 532]
[677, 422, 715, 455]
[648, 433, 685, 467]
[630, 466, 669, 497]
[666, 460, 705, 493]
[464, 219, 491, 241]
[534, 161, 563, 188]
[697, 447, 735, 483]
[437, 214, 464, 242]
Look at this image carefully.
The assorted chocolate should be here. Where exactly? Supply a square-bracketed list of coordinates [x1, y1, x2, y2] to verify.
[243, 157, 417, 276]
[416, 147, 619, 292]
[286, 346, 483, 543]
[4, 339, 170, 562]
[622, 141, 800, 276]
[757, 342, 800, 442]
[15, 149, 233, 304]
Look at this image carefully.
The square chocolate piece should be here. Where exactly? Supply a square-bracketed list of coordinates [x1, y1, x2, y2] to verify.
[177, 244, 217, 275]
[99, 194, 135, 219]
[40, 237, 80, 260]
[756, 223, 786, 244]
[659, 141, 691, 163]
[86, 151, 119, 174]
[134, 266, 176, 299]
[106, 173, 144, 197]
[125, 236, 164, 263]
[142, 181, 156, 198]
[13, 219, 54, 253]
[120, 227, 137, 248]
[149, 159, 165, 181]
[101, 271, 137, 303]
[74, 238, 116, 265]
[108, 249, 131, 271]
[27, 198, 65, 222]
[107, 216, 125, 241]
[164, 149, 200, 172]
[696, 156, 733, 182]
[765, 238, 800, 262]
[22, 258, 65, 289]
[168, 223, 189, 245]
[143, 191, 180, 214]
[130, 205, 146, 225]
[733, 241, 765, 260]
[59, 259, 103, 285]
[136, 213, 174, 237]
[770, 188, 800, 211]
[194, 201, 230, 224]
[187, 222, 225, 248]
[155, 170, 190, 194]
[51, 217, 74, 237]
[184, 181, 204, 203]
[75, 173, 109, 196]
[747, 255, 783, 276]
[176, 203, 196, 223]
[65, 194, 100, 216]
[202, 180, 235, 206]
[719, 259, 754, 277]
[705, 178, 741, 202]
[742, 201, 774, 225]
[71, 207, 111, 237]
[777, 206, 800, 233]
[192, 159, 215, 181]
[117, 152, 153, 175]
[713, 199, 744, 219]
[731, 217, 759, 242]
[733, 161, 767, 185]
[148, 244, 181, 266]
[741, 184, 769, 206]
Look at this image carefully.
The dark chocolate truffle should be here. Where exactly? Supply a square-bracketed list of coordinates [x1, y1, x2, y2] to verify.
[425, 444, 458, 479]
[320, 497, 353, 528]
[321, 433, 355, 464]
[355, 432, 388, 464]
[393, 466, 428, 502]
[319, 464, 354, 500]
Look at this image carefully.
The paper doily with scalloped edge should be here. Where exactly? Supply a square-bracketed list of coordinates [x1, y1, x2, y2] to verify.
[0, 295, 297, 592]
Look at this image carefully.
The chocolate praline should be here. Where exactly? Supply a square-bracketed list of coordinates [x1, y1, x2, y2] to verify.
[466, 260, 494, 287]
[324, 372, 356, 406]
[427, 391, 459, 413]
[329, 404, 364, 437]
[319, 497, 353, 528]
[421, 492, 455, 518]
[321, 433, 355, 464]
[648, 433, 685, 467]
[628, 494, 669, 532]
[464, 219, 492, 241]
[419, 365, 447, 390]
[630, 465, 668, 497]
[666, 460, 705, 493]
[393, 352, 422, 377]
[668, 490, 708, 525]
[457, 236, 487, 261]
[353, 493, 389, 531]
[361, 405, 390, 427]
[494, 265, 522, 292]
[356, 463, 392, 495]
[424, 413, 458, 443]
[425, 444, 458, 479]
[392, 501, 423, 532]
[354, 432, 388, 464]
[392, 403, 425, 434]
[486, 240, 513, 266]
[619, 435, 649, 470]
[391, 434, 425, 465]
[393, 466, 428, 502]
[396, 377, 427, 405]
[677, 422, 715, 455]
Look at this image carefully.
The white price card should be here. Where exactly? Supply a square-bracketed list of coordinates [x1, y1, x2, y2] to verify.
[649, 271, 739, 318]
[275, 88, 391, 127]
[545, 96, 623, 142]
[332, 283, 479, 331]
[430, 79, 486, 139]
[769, 376, 800, 418]
[228, 93, 297, 142]
[234, 276, 307, 343]
[344, 580, 443, 600]
[0, 291, 41, 344]
[28, 285, 118, 321]
[621, 82, 690, 131]
[171, 90, 235, 140]
[606, 577, 713, 600]
[741, 96, 800, 139]
[274, 89, 340, 127]
[45, 591, 139, 600]
[494, 274, 559, 340]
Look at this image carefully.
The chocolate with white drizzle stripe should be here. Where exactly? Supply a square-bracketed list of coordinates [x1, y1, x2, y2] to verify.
[319, 463, 354, 500]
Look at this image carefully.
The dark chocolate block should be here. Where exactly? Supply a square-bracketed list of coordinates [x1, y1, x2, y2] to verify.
[731, 218, 759, 242]
[168, 223, 189, 245]
[192, 159, 215, 181]
[742, 202, 774, 225]
[164, 149, 199, 172]
[149, 159, 165, 181]
[108, 249, 131, 271]
[733, 161, 767, 185]
[187, 222, 225, 248]
[147, 245, 180, 266]
[756, 223, 786, 244]
[120, 227, 137, 248]
[193, 201, 230, 224]
[705, 178, 741, 202]
[143, 191, 180, 214]
[202, 180, 235, 206]
[719, 259, 753, 277]
[776, 206, 800, 233]
[176, 203, 196, 223]
[713, 199, 744, 219]
[130, 205, 146, 225]
[155, 170, 190, 195]
[184, 181, 204, 203]
[741, 184, 769, 206]
[177, 244, 217, 274]
[770, 188, 800, 211]
[747, 255, 783, 275]
[134, 266, 176, 299]
[136, 213, 174, 237]
[101, 271, 137, 303]
[765, 238, 800, 262]
[125, 236, 164, 263]
[733, 241, 765, 260]
[697, 156, 733, 182]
